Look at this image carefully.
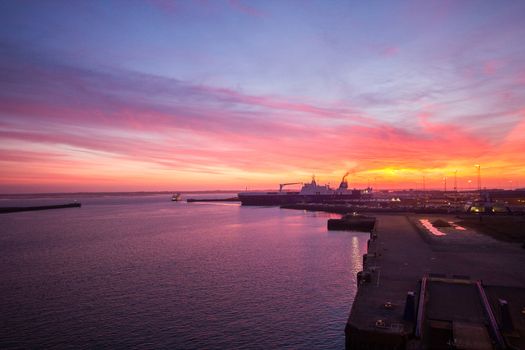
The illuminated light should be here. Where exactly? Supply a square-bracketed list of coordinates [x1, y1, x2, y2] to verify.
[420, 219, 447, 236]
[448, 221, 466, 231]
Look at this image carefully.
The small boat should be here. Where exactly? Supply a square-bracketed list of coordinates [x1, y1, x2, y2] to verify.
[171, 193, 182, 201]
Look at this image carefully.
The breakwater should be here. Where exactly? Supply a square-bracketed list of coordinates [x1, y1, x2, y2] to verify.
[0, 202, 81, 214]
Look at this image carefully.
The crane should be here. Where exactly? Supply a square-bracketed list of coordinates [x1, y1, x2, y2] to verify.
[279, 182, 302, 192]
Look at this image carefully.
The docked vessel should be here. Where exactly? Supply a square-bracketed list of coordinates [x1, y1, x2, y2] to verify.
[238, 174, 372, 206]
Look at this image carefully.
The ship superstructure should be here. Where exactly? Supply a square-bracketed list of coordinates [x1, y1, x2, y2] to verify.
[238, 173, 371, 206]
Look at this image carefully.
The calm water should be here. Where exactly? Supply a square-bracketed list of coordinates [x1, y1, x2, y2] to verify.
[0, 194, 367, 349]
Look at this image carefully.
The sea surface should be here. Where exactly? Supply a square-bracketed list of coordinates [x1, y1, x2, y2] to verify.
[0, 193, 368, 349]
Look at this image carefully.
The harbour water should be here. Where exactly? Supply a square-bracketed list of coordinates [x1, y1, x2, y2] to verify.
[0, 194, 367, 349]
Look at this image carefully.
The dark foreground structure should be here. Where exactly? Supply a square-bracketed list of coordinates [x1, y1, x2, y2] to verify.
[186, 197, 239, 203]
[345, 214, 525, 349]
[0, 203, 81, 213]
[327, 213, 376, 232]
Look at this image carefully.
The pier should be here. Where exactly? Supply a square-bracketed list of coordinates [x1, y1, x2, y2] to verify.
[346, 214, 525, 349]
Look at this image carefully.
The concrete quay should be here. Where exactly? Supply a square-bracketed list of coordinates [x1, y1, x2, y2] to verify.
[345, 214, 525, 349]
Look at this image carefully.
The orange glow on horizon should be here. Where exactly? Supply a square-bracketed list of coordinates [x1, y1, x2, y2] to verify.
[1, 156, 523, 193]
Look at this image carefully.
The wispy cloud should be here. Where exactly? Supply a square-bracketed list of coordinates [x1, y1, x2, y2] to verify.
[1, 0, 525, 191]
[227, 0, 266, 18]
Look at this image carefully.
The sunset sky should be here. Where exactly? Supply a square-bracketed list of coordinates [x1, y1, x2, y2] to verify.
[1, 0, 524, 193]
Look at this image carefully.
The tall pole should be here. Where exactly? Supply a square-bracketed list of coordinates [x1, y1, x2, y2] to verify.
[475, 164, 481, 192]
[423, 175, 426, 206]
[443, 176, 447, 192]
[454, 170, 458, 205]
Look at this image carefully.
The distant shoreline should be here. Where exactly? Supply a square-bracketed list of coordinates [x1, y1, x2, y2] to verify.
[0, 190, 243, 199]
[2, 187, 523, 199]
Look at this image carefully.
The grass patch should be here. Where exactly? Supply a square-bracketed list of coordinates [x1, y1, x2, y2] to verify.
[456, 215, 525, 243]
[432, 219, 452, 227]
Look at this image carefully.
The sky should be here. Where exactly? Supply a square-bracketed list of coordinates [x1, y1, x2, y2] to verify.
[1, 0, 524, 193]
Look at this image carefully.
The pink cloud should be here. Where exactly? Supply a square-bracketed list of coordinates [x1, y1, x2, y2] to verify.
[1, 42, 523, 191]
[483, 60, 503, 75]
[381, 46, 399, 57]
[228, 0, 266, 18]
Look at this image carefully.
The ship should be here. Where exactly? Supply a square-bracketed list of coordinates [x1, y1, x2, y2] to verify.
[238, 173, 372, 206]
[171, 193, 182, 201]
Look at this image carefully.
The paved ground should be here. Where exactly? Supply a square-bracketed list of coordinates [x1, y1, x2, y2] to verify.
[346, 214, 525, 347]
[409, 214, 525, 287]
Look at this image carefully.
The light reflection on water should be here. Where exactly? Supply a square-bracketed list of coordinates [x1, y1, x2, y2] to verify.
[0, 195, 368, 349]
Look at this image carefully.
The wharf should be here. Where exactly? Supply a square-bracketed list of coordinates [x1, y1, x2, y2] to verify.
[186, 197, 239, 203]
[280, 203, 459, 214]
[346, 214, 525, 349]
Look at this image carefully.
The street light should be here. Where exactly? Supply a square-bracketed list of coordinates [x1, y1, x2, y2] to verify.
[453, 170, 458, 204]
[474, 164, 481, 192]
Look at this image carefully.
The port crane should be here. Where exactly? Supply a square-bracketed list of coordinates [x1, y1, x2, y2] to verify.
[279, 182, 302, 192]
